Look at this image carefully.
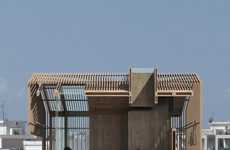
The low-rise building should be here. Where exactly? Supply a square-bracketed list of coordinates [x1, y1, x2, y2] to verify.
[0, 120, 26, 136]
[202, 121, 230, 150]
[0, 120, 42, 150]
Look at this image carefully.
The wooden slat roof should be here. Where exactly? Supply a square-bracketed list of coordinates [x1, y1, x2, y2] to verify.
[28, 72, 200, 93]
[157, 73, 200, 91]
[28, 73, 129, 91]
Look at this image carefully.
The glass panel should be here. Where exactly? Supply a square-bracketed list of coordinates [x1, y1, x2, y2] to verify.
[49, 101, 63, 111]
[61, 85, 88, 112]
[68, 129, 89, 150]
[68, 117, 90, 150]
[43, 86, 63, 112]
[218, 138, 224, 150]
[225, 139, 230, 149]
[61, 85, 87, 100]
[42, 85, 89, 112]
[207, 135, 215, 150]
[42, 85, 90, 150]
[51, 117, 90, 150]
[52, 117, 65, 150]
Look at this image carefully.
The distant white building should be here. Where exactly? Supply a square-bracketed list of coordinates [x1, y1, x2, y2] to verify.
[0, 120, 26, 136]
[23, 140, 42, 150]
[0, 120, 42, 150]
[202, 121, 230, 150]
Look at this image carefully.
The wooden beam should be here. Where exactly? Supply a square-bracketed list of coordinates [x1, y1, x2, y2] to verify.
[49, 110, 127, 117]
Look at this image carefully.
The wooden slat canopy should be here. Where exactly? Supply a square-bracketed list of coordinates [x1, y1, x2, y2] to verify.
[28, 71, 201, 136]
[28, 72, 200, 95]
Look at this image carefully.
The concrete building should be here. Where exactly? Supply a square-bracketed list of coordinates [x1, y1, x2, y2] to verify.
[202, 121, 230, 150]
[0, 120, 42, 150]
[0, 120, 26, 136]
[28, 68, 202, 150]
[23, 140, 42, 150]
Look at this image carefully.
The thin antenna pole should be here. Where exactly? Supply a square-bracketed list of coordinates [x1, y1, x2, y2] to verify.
[0, 101, 5, 121]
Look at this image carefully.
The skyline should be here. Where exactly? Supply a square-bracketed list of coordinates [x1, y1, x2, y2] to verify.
[0, 0, 230, 127]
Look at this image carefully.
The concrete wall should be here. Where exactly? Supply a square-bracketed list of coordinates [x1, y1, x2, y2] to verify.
[89, 97, 128, 150]
[130, 72, 154, 107]
[128, 102, 171, 150]
[186, 83, 202, 150]
[90, 102, 172, 150]
[2, 138, 23, 149]
[129, 71, 171, 150]
[90, 112, 128, 150]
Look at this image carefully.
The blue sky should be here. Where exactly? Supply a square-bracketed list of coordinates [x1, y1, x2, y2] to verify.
[0, 0, 230, 127]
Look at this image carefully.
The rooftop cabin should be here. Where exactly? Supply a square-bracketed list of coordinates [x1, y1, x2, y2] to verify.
[27, 67, 202, 150]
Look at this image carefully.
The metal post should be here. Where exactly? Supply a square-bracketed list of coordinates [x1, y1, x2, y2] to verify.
[204, 136, 207, 150]
[215, 136, 219, 150]
[42, 133, 46, 150]
[49, 116, 53, 150]
[60, 93, 68, 148]
[64, 115, 68, 148]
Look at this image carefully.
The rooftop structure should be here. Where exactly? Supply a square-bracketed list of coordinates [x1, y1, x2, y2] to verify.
[28, 68, 202, 150]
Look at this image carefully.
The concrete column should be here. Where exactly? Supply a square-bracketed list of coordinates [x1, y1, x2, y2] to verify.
[203, 136, 207, 150]
[215, 136, 218, 150]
